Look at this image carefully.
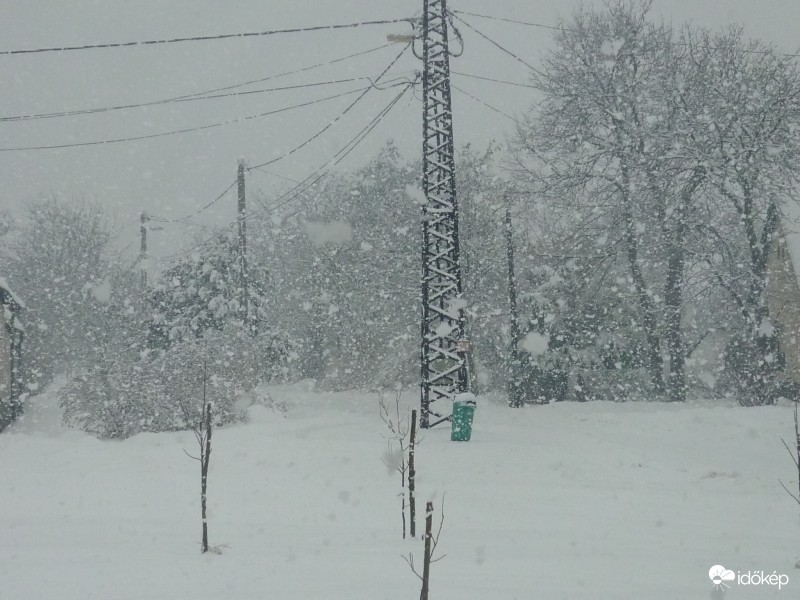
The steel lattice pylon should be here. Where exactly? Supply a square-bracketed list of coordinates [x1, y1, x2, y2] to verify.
[418, 0, 468, 429]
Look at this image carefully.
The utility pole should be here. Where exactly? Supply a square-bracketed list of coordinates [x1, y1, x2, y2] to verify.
[237, 160, 249, 325]
[505, 196, 523, 407]
[418, 0, 468, 428]
[139, 211, 148, 289]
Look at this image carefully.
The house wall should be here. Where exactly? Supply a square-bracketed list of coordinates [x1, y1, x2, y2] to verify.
[766, 231, 800, 386]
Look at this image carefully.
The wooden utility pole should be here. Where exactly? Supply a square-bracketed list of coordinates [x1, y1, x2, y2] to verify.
[505, 198, 523, 407]
[139, 211, 148, 289]
[237, 160, 249, 324]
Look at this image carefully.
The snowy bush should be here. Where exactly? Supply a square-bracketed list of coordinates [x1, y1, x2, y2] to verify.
[721, 331, 791, 406]
[60, 358, 172, 439]
[60, 325, 263, 439]
[153, 326, 263, 429]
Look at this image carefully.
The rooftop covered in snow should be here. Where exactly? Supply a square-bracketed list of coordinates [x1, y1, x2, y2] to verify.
[0, 276, 24, 311]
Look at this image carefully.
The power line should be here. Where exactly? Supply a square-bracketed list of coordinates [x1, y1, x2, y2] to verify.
[451, 71, 536, 89]
[253, 82, 413, 218]
[246, 76, 411, 171]
[16, 42, 413, 255]
[1, 43, 397, 123]
[452, 9, 565, 32]
[110, 69, 411, 230]
[172, 42, 397, 99]
[246, 42, 412, 171]
[248, 166, 302, 184]
[149, 180, 238, 224]
[451, 84, 518, 123]
[451, 13, 544, 76]
[149, 217, 220, 230]
[0, 86, 368, 152]
[154, 82, 412, 261]
[0, 76, 399, 123]
[452, 9, 800, 59]
[255, 85, 414, 240]
[96, 44, 414, 263]
[1, 17, 415, 56]
[153, 82, 412, 263]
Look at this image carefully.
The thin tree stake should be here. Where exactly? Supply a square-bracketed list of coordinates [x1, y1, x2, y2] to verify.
[409, 410, 417, 538]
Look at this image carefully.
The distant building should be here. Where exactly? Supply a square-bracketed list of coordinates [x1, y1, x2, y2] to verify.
[0, 276, 24, 431]
[765, 224, 800, 393]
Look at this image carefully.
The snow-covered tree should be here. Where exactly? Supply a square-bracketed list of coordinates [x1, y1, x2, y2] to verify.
[679, 27, 800, 405]
[8, 197, 115, 387]
[511, 1, 683, 399]
[58, 265, 157, 438]
[253, 143, 420, 390]
[147, 229, 294, 383]
[148, 231, 269, 344]
[508, 1, 800, 404]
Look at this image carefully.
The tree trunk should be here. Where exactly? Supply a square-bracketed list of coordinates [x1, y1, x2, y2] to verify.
[620, 161, 665, 396]
[663, 170, 704, 402]
[663, 257, 685, 402]
[200, 399, 212, 553]
[401, 496, 406, 540]
[714, 179, 783, 404]
[420, 501, 433, 600]
[749, 199, 779, 403]
[505, 201, 523, 408]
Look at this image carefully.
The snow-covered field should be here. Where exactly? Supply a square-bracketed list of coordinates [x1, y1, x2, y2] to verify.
[1, 383, 797, 599]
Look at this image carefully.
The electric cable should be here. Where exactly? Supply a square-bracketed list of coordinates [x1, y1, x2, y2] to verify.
[76, 46, 413, 233]
[0, 17, 415, 56]
[151, 82, 412, 262]
[450, 13, 544, 76]
[148, 179, 238, 224]
[246, 42, 412, 171]
[452, 9, 800, 58]
[250, 82, 413, 219]
[451, 71, 536, 89]
[1, 42, 398, 122]
[452, 10, 566, 32]
[0, 86, 369, 152]
[451, 84, 518, 123]
[1, 76, 394, 123]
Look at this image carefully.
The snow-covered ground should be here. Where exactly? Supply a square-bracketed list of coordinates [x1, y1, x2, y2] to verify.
[1, 383, 797, 599]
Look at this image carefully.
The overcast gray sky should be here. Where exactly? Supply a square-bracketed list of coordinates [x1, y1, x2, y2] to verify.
[2, 1, 799, 261]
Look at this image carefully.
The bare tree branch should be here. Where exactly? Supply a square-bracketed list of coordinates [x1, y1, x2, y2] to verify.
[401, 553, 423, 581]
[781, 438, 799, 469]
[779, 479, 800, 506]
